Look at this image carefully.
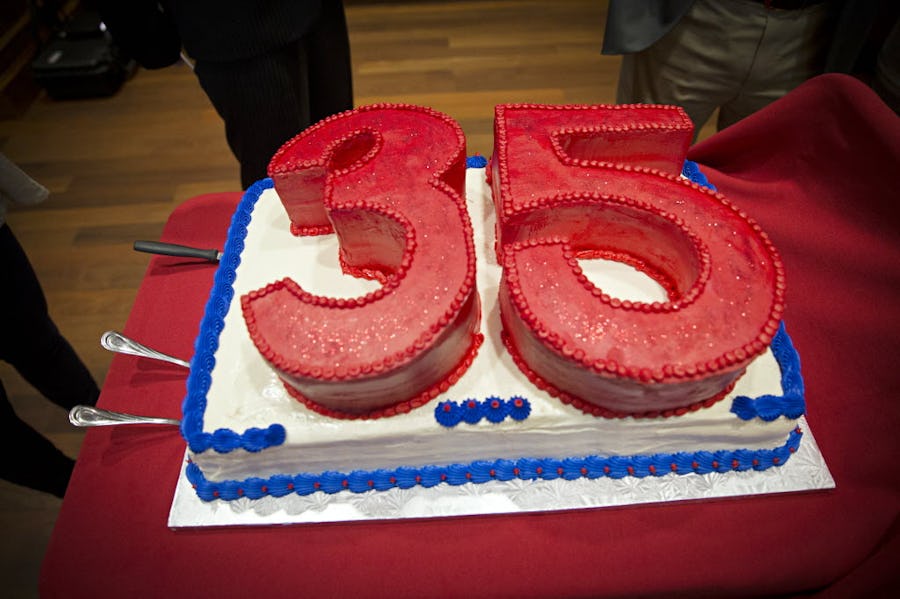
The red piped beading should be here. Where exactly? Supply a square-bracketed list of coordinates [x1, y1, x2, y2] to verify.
[491, 103, 785, 416]
[245, 104, 480, 416]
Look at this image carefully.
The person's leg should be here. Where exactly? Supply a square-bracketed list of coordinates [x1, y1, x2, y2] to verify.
[305, 0, 354, 124]
[718, 1, 834, 130]
[0, 380, 74, 498]
[616, 0, 767, 135]
[0, 224, 99, 411]
[194, 44, 312, 189]
[0, 224, 81, 497]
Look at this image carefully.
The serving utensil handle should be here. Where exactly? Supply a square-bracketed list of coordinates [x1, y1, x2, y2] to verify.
[101, 330, 190, 368]
[133, 240, 220, 262]
[68, 405, 181, 427]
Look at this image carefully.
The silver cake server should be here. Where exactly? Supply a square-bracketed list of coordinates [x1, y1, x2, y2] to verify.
[133, 240, 222, 262]
[101, 330, 190, 369]
[69, 405, 180, 427]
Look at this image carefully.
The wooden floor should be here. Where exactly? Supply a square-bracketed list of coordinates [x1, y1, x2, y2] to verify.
[0, 2, 717, 595]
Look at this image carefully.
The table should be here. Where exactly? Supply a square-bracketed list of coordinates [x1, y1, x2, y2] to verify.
[41, 74, 899, 598]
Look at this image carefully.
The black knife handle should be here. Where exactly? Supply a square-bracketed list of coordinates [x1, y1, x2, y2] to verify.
[133, 240, 219, 262]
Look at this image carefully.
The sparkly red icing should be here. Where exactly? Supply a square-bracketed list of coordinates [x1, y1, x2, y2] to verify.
[243, 104, 482, 415]
[490, 104, 785, 415]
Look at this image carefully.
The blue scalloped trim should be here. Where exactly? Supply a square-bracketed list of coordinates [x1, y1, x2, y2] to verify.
[682, 160, 717, 191]
[181, 177, 286, 454]
[466, 155, 488, 168]
[730, 322, 805, 421]
[185, 427, 804, 501]
[435, 396, 531, 427]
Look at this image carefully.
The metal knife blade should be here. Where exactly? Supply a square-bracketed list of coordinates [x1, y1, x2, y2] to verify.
[133, 240, 222, 262]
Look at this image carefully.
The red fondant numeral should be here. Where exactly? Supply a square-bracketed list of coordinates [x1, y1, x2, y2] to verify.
[490, 104, 785, 416]
[243, 105, 481, 416]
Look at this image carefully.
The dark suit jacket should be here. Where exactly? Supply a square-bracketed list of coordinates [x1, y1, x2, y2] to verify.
[601, 0, 695, 55]
[99, 0, 324, 68]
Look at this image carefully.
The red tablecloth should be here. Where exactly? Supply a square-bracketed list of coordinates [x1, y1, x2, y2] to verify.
[41, 74, 899, 598]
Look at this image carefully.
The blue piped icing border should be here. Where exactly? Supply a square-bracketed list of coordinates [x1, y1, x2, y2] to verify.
[466, 154, 488, 168]
[435, 396, 532, 427]
[181, 160, 806, 501]
[185, 428, 804, 501]
[682, 160, 716, 190]
[181, 177, 286, 454]
[731, 322, 805, 421]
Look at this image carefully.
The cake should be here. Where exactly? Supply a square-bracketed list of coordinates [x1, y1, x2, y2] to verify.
[245, 104, 482, 416]
[181, 103, 805, 502]
[490, 104, 785, 417]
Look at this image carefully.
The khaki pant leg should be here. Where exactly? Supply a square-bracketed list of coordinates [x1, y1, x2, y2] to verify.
[717, 1, 834, 130]
[616, 0, 768, 133]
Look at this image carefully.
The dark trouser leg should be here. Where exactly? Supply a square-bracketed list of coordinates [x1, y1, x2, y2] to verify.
[0, 224, 93, 496]
[0, 381, 74, 498]
[194, 4, 354, 190]
[0, 224, 99, 411]
[195, 43, 313, 189]
[305, 0, 354, 124]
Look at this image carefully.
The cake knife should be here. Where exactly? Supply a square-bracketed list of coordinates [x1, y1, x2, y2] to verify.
[133, 240, 222, 262]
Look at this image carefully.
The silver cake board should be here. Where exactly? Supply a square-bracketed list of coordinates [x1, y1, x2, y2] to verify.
[167, 416, 834, 527]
